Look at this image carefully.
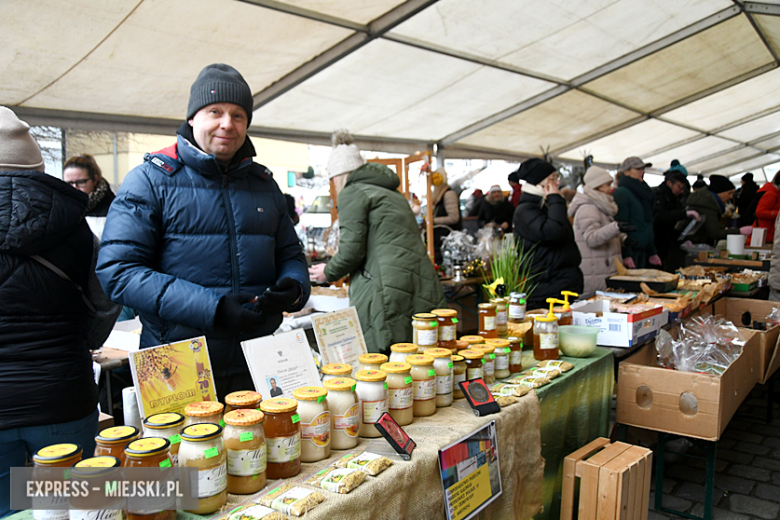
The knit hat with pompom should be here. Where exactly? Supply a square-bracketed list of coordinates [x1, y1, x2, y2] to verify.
[327, 129, 365, 179]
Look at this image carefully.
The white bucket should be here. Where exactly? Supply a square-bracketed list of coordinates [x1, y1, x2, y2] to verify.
[727, 234, 745, 256]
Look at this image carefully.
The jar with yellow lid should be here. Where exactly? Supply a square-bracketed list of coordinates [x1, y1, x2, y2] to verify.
[460, 335, 484, 347]
[183, 401, 224, 428]
[534, 300, 559, 361]
[323, 378, 359, 449]
[292, 387, 331, 463]
[380, 362, 413, 426]
[458, 350, 484, 381]
[223, 409, 266, 495]
[124, 437, 177, 520]
[473, 344, 496, 384]
[485, 339, 511, 379]
[508, 337, 524, 373]
[451, 355, 466, 399]
[357, 353, 388, 373]
[94, 425, 140, 465]
[478, 302, 498, 339]
[406, 355, 436, 417]
[224, 390, 263, 413]
[178, 424, 226, 514]
[431, 309, 458, 351]
[70, 457, 124, 520]
[259, 398, 301, 479]
[32, 444, 83, 520]
[354, 370, 388, 438]
[412, 313, 439, 352]
[491, 298, 508, 339]
[321, 363, 353, 382]
[424, 348, 453, 407]
[143, 413, 184, 466]
[33, 443, 83, 467]
[389, 343, 418, 363]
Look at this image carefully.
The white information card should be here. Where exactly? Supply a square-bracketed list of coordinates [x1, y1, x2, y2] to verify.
[311, 307, 369, 369]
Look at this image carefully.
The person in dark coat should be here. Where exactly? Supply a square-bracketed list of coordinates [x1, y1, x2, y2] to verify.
[613, 156, 660, 268]
[0, 107, 121, 516]
[513, 158, 583, 310]
[736, 172, 760, 226]
[653, 163, 700, 271]
[508, 170, 522, 208]
[684, 175, 752, 245]
[63, 154, 116, 239]
[478, 185, 515, 231]
[465, 188, 483, 217]
[96, 64, 310, 397]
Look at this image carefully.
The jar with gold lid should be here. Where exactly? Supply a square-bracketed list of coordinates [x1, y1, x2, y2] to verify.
[406, 355, 436, 417]
[183, 401, 224, 428]
[143, 413, 184, 465]
[223, 409, 266, 494]
[431, 308, 458, 351]
[321, 363, 353, 382]
[424, 348, 453, 407]
[478, 302, 498, 339]
[224, 391, 262, 413]
[259, 398, 301, 479]
[508, 336, 524, 373]
[292, 387, 331, 463]
[451, 355, 466, 399]
[458, 350, 485, 381]
[70, 456, 124, 520]
[178, 425, 226, 514]
[323, 378, 359, 449]
[473, 344, 496, 384]
[94, 425, 140, 465]
[124, 437, 176, 520]
[32, 444, 83, 520]
[389, 343, 418, 363]
[355, 370, 388, 438]
[412, 313, 439, 352]
[357, 353, 388, 373]
[380, 362, 413, 426]
[460, 335, 484, 347]
[485, 339, 511, 379]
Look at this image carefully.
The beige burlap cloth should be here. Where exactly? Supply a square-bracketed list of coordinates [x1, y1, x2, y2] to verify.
[215, 394, 543, 520]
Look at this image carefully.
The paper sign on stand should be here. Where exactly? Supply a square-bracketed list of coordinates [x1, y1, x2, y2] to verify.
[128, 336, 217, 418]
[311, 307, 369, 369]
[241, 329, 322, 399]
[438, 421, 502, 520]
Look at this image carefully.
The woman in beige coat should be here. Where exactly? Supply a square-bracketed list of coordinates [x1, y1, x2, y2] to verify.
[568, 166, 631, 297]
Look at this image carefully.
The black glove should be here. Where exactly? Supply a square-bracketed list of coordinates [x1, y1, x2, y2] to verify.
[617, 221, 637, 233]
[255, 277, 302, 313]
[214, 294, 268, 334]
[624, 237, 640, 248]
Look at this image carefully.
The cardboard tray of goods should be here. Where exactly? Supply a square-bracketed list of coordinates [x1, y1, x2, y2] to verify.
[606, 259, 679, 294]
[616, 327, 759, 441]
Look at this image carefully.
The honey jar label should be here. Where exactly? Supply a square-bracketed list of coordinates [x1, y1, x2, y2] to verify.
[227, 446, 267, 476]
[335, 404, 359, 437]
[70, 510, 122, 520]
[388, 387, 412, 410]
[196, 463, 227, 498]
[495, 356, 509, 371]
[267, 433, 301, 463]
[467, 368, 483, 380]
[412, 379, 435, 401]
[483, 361, 494, 376]
[482, 316, 496, 331]
[32, 506, 69, 520]
[439, 325, 456, 341]
[453, 371, 467, 385]
[540, 333, 558, 350]
[496, 311, 508, 326]
[361, 399, 388, 424]
[415, 329, 438, 346]
[435, 374, 453, 395]
[510, 350, 523, 365]
[301, 411, 331, 447]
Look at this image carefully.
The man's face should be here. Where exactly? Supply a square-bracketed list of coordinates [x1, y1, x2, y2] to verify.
[189, 103, 248, 163]
[668, 180, 685, 196]
[626, 167, 645, 180]
[491, 190, 503, 201]
[270, 379, 277, 389]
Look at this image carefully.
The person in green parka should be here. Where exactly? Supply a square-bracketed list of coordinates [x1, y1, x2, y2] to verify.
[613, 156, 661, 269]
[309, 130, 447, 354]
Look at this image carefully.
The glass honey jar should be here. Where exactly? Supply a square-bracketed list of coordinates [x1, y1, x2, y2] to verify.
[357, 353, 388, 372]
[406, 355, 436, 417]
[412, 313, 439, 352]
[259, 398, 301, 479]
[431, 308, 458, 351]
[458, 350, 484, 381]
[389, 343, 418, 363]
[478, 302, 498, 339]
[380, 362, 413, 426]
[224, 391, 263, 413]
[183, 401, 224, 428]
[484, 338, 511, 380]
[142, 413, 184, 466]
[178, 425, 227, 515]
[292, 387, 331, 463]
[460, 335, 484, 347]
[321, 363, 353, 382]
[451, 355, 466, 399]
[223, 409, 266, 494]
[123, 437, 176, 520]
[70, 456, 124, 520]
[354, 370, 389, 438]
[323, 378, 359, 449]
[533, 299, 560, 361]
[491, 298, 508, 339]
[94, 425, 140, 465]
[32, 444, 83, 520]
[508, 336, 524, 373]
[473, 344, 496, 385]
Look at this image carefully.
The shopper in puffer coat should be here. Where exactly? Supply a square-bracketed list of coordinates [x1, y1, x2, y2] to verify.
[754, 172, 780, 243]
[683, 175, 752, 246]
[309, 131, 446, 353]
[568, 167, 626, 297]
[613, 156, 660, 268]
[513, 158, 583, 310]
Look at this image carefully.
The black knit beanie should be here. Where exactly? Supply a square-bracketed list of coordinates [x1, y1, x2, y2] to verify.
[708, 174, 735, 194]
[187, 64, 254, 124]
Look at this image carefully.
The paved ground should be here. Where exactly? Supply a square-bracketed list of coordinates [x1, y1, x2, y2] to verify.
[626, 379, 780, 520]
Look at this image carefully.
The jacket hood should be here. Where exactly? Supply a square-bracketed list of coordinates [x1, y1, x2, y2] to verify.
[687, 186, 720, 212]
[759, 182, 779, 195]
[567, 192, 593, 217]
[0, 170, 88, 255]
[345, 162, 400, 191]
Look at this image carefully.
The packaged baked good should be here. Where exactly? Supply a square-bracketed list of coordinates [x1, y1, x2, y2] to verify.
[256, 485, 325, 517]
[228, 504, 289, 520]
[536, 360, 574, 372]
[337, 451, 393, 475]
[495, 395, 518, 407]
[490, 383, 531, 398]
[509, 375, 550, 389]
[304, 467, 366, 494]
[521, 367, 561, 380]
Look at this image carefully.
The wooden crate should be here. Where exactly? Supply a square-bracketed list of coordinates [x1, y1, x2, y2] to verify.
[561, 438, 653, 520]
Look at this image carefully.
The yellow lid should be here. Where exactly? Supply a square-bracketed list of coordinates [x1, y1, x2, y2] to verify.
[96, 425, 140, 443]
[478, 302, 497, 310]
[125, 437, 170, 456]
[293, 386, 328, 401]
[431, 309, 457, 318]
[380, 362, 411, 374]
[33, 443, 82, 464]
[390, 343, 418, 353]
[358, 353, 388, 364]
[451, 355, 465, 363]
[534, 314, 558, 323]
[354, 369, 387, 382]
[412, 312, 438, 320]
[321, 363, 353, 375]
[405, 354, 434, 366]
[180, 423, 222, 442]
[460, 335, 485, 345]
[224, 409, 264, 426]
[259, 397, 298, 414]
[473, 344, 496, 354]
[485, 339, 511, 349]
[458, 350, 484, 360]
[144, 412, 185, 429]
[423, 348, 452, 359]
[184, 401, 224, 417]
[225, 391, 263, 406]
[74, 456, 121, 468]
[323, 378, 357, 391]
[490, 298, 507, 304]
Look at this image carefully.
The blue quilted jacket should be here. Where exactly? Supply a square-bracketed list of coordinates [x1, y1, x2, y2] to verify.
[96, 135, 310, 377]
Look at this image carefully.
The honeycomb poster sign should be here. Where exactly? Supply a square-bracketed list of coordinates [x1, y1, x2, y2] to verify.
[128, 336, 217, 417]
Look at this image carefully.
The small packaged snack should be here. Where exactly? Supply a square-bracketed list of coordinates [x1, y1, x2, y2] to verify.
[256, 485, 326, 517]
[536, 360, 574, 372]
[495, 395, 518, 407]
[522, 367, 561, 380]
[337, 451, 393, 475]
[490, 383, 531, 398]
[304, 467, 366, 494]
[228, 504, 289, 520]
[509, 375, 550, 389]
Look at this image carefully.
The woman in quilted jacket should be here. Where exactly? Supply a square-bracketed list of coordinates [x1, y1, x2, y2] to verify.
[754, 172, 780, 243]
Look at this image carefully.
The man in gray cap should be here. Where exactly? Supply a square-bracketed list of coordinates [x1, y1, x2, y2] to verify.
[613, 156, 661, 268]
[96, 64, 311, 396]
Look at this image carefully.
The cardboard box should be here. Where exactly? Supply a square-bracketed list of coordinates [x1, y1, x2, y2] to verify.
[710, 298, 780, 384]
[571, 300, 664, 348]
[98, 412, 115, 430]
[616, 329, 759, 441]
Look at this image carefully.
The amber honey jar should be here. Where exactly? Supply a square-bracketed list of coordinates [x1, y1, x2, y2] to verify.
[478, 302, 498, 339]
[259, 398, 301, 479]
[94, 425, 140, 464]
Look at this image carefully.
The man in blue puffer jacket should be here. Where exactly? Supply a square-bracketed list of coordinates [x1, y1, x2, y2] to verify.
[97, 64, 310, 397]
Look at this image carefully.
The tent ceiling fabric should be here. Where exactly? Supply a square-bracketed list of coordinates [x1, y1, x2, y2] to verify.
[4, 0, 780, 176]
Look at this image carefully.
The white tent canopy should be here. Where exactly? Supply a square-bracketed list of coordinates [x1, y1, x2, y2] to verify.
[5, 0, 780, 176]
